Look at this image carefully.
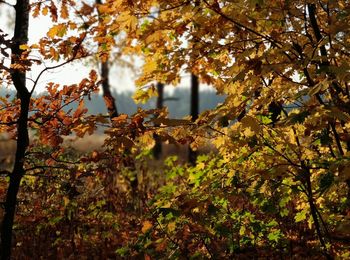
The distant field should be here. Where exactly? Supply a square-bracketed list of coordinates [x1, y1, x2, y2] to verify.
[1, 134, 106, 171]
[0, 133, 208, 171]
[0, 134, 16, 171]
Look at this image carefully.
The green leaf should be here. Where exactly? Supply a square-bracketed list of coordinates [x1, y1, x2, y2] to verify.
[295, 209, 307, 222]
[115, 247, 129, 256]
[267, 230, 282, 243]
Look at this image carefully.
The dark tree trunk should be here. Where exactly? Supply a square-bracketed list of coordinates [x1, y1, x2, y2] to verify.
[153, 82, 164, 159]
[96, 0, 118, 119]
[101, 60, 118, 119]
[1, 1, 30, 259]
[156, 82, 164, 112]
[308, 3, 350, 208]
[303, 167, 332, 259]
[189, 74, 199, 165]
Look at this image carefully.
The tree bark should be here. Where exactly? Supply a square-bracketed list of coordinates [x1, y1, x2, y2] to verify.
[96, 0, 118, 119]
[1, 1, 30, 259]
[189, 74, 199, 165]
[307, 3, 350, 208]
[153, 82, 164, 159]
[101, 60, 118, 119]
[303, 168, 333, 259]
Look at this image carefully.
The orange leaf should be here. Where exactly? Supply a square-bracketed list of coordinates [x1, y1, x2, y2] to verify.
[141, 220, 152, 233]
[73, 100, 86, 118]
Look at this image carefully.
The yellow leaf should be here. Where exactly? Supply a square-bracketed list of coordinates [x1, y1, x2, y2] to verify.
[47, 24, 67, 38]
[116, 13, 138, 32]
[145, 31, 163, 45]
[42, 6, 49, 16]
[143, 60, 158, 74]
[141, 220, 153, 233]
[63, 196, 70, 206]
[197, 162, 205, 170]
[167, 222, 176, 232]
[97, 5, 109, 14]
[19, 44, 29, 50]
[47, 26, 58, 38]
[139, 133, 155, 149]
[133, 86, 157, 103]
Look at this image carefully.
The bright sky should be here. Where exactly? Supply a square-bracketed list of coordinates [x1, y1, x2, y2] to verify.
[0, 1, 207, 95]
[0, 1, 143, 94]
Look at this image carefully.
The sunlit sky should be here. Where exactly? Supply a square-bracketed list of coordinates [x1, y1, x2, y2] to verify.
[0, 2, 143, 94]
[0, 1, 203, 95]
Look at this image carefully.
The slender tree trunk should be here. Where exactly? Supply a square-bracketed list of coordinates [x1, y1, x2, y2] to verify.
[95, 0, 121, 214]
[100, 60, 118, 119]
[156, 83, 164, 119]
[307, 3, 350, 206]
[96, 0, 118, 119]
[1, 1, 30, 259]
[189, 74, 199, 165]
[304, 168, 332, 259]
[153, 82, 164, 159]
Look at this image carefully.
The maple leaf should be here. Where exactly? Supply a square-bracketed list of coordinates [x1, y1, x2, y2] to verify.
[47, 24, 67, 38]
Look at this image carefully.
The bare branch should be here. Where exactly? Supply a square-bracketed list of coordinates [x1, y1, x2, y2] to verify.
[30, 33, 88, 95]
[0, 0, 14, 7]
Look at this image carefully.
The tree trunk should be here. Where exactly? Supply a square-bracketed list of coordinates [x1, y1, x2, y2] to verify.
[303, 168, 332, 259]
[101, 60, 118, 119]
[1, 1, 30, 259]
[189, 74, 199, 165]
[308, 3, 350, 208]
[153, 82, 164, 159]
[96, 0, 118, 119]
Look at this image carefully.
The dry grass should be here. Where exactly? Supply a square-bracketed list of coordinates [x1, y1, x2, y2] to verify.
[0, 134, 16, 171]
[0, 133, 214, 172]
[63, 134, 106, 152]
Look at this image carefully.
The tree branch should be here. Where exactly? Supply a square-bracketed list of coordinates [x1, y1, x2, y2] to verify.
[0, 0, 14, 7]
[202, 0, 298, 61]
[29, 34, 87, 95]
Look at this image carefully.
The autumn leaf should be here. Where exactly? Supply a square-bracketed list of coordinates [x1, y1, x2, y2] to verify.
[141, 220, 153, 233]
[133, 86, 157, 103]
[60, 1, 69, 19]
[79, 3, 93, 16]
[42, 6, 49, 16]
[19, 44, 29, 50]
[143, 60, 158, 75]
[47, 24, 67, 38]
[73, 100, 87, 118]
[240, 115, 261, 134]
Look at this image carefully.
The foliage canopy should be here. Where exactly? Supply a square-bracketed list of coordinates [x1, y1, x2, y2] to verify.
[1, 0, 350, 258]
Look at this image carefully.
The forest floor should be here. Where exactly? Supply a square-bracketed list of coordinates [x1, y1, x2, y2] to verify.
[1, 134, 349, 259]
